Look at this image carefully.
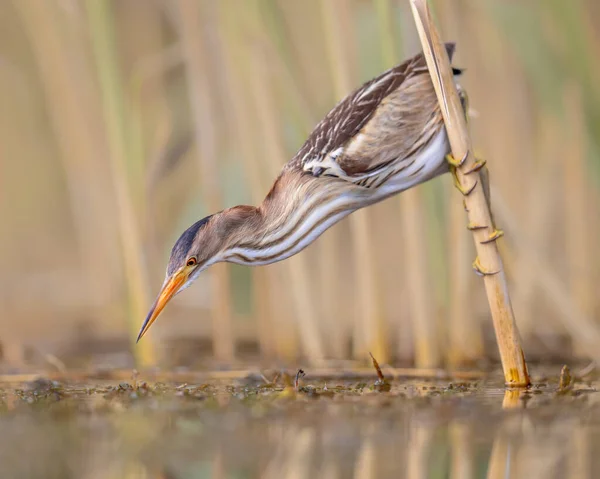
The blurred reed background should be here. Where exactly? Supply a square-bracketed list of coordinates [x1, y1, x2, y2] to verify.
[1, 0, 599, 371]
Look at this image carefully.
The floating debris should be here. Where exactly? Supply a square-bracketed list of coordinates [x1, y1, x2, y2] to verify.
[295, 369, 306, 391]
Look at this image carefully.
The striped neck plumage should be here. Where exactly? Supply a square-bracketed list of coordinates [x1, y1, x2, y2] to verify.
[222, 172, 357, 266]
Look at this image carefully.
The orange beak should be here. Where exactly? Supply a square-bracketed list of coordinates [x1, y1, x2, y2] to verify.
[137, 269, 190, 342]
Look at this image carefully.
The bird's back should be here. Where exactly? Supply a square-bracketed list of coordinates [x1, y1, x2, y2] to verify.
[289, 43, 459, 190]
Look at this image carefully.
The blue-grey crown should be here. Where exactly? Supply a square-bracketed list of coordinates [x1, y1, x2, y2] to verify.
[167, 214, 213, 276]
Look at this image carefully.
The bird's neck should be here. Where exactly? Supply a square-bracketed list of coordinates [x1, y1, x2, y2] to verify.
[220, 170, 357, 266]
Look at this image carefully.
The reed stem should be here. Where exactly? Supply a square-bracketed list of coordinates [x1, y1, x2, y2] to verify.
[247, 28, 325, 362]
[322, 0, 388, 363]
[410, 0, 530, 386]
[563, 83, 594, 357]
[377, 0, 442, 368]
[176, 0, 235, 362]
[86, 0, 156, 367]
[434, 0, 483, 367]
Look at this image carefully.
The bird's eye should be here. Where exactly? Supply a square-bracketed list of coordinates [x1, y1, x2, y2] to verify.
[186, 257, 197, 267]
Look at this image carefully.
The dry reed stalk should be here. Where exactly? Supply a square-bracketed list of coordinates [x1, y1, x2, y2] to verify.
[490, 188, 600, 363]
[321, 0, 389, 363]
[567, 427, 591, 479]
[447, 199, 480, 365]
[510, 112, 561, 341]
[485, 424, 516, 479]
[501, 389, 525, 409]
[127, 48, 182, 189]
[266, 267, 302, 361]
[176, 0, 235, 362]
[257, 7, 319, 140]
[261, 1, 347, 359]
[235, 1, 302, 361]
[13, 1, 116, 316]
[467, 3, 539, 337]
[353, 430, 377, 479]
[124, 7, 179, 315]
[216, 4, 278, 359]
[449, 422, 474, 479]
[317, 233, 348, 359]
[434, 0, 483, 367]
[85, 0, 156, 367]
[118, 2, 168, 197]
[592, 190, 600, 323]
[246, 23, 325, 362]
[211, 444, 226, 479]
[410, 0, 530, 386]
[284, 429, 317, 479]
[401, 195, 441, 367]
[380, 0, 442, 368]
[252, 268, 276, 359]
[407, 421, 435, 479]
[318, 457, 342, 479]
[563, 83, 594, 356]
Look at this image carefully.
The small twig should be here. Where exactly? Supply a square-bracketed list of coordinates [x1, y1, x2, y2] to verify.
[557, 365, 573, 393]
[131, 369, 139, 390]
[295, 369, 305, 391]
[369, 352, 385, 382]
[369, 352, 391, 391]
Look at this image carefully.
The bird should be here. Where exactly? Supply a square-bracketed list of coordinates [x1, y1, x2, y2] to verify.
[137, 42, 466, 342]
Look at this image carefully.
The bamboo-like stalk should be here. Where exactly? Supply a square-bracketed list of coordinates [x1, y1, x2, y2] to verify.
[261, 426, 315, 479]
[447, 198, 480, 366]
[466, 1, 542, 341]
[376, 0, 441, 368]
[234, 1, 302, 362]
[233, 0, 324, 361]
[563, 83, 593, 357]
[567, 427, 591, 479]
[176, 0, 235, 362]
[509, 112, 559, 341]
[13, 1, 118, 319]
[501, 388, 525, 409]
[353, 430, 377, 479]
[321, 0, 389, 363]
[216, 2, 278, 359]
[434, 0, 483, 367]
[260, 0, 347, 360]
[409, 0, 530, 386]
[486, 423, 517, 479]
[401, 194, 441, 367]
[248, 44, 325, 362]
[211, 442, 226, 479]
[490, 188, 600, 362]
[407, 420, 435, 479]
[85, 0, 156, 367]
[449, 422, 474, 479]
[318, 458, 342, 479]
[124, 5, 180, 321]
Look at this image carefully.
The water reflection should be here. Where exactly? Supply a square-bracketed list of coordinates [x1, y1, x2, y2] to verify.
[0, 379, 598, 478]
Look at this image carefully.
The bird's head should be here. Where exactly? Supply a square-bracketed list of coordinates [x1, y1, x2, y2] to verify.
[137, 206, 258, 342]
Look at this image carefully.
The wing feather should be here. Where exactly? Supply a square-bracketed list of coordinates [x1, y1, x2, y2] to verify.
[292, 43, 458, 185]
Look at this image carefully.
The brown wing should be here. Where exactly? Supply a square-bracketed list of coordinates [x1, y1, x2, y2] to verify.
[290, 43, 457, 180]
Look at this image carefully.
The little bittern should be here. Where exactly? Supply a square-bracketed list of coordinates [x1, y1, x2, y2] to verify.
[138, 43, 465, 341]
